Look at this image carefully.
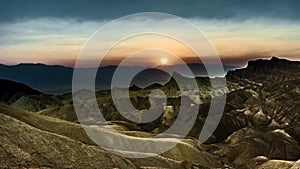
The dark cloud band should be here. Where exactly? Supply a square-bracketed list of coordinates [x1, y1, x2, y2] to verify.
[0, 0, 299, 23]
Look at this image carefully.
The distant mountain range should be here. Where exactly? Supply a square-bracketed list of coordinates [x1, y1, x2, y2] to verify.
[0, 63, 238, 94]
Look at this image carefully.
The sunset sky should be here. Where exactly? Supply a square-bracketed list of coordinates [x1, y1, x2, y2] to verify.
[0, 0, 299, 67]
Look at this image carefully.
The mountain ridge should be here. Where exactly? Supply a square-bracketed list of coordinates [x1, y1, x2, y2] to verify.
[0, 63, 238, 94]
[227, 56, 300, 82]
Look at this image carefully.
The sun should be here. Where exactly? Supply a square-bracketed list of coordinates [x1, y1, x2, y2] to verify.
[160, 57, 168, 65]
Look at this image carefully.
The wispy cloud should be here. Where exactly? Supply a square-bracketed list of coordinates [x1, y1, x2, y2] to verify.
[0, 16, 299, 66]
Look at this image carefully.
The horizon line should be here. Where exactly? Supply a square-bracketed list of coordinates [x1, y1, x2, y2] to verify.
[0, 56, 294, 68]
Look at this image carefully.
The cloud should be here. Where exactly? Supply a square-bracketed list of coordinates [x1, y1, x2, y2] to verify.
[0, 0, 300, 23]
[0, 16, 299, 66]
[0, 18, 108, 46]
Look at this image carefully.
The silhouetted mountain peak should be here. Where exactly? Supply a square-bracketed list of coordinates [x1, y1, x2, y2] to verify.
[270, 56, 281, 61]
[227, 57, 300, 82]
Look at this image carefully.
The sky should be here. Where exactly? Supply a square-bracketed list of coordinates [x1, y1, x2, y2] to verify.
[0, 0, 299, 67]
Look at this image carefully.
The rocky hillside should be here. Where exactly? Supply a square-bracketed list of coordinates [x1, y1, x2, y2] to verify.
[227, 57, 300, 82]
[0, 104, 224, 169]
[0, 79, 40, 104]
[0, 57, 300, 168]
